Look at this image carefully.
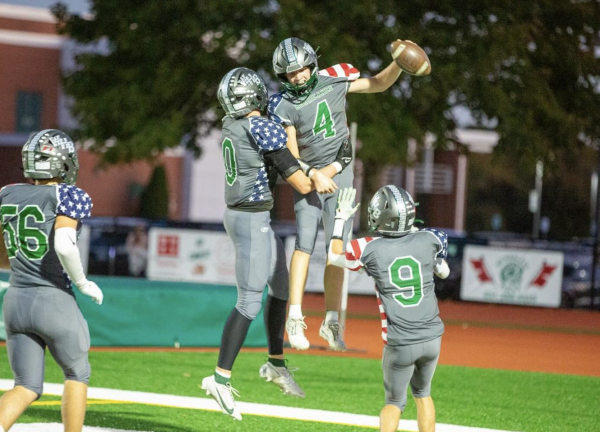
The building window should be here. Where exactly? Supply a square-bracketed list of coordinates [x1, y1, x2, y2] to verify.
[15, 91, 43, 133]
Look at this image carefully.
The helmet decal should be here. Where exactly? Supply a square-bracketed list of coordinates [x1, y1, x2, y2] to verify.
[368, 185, 416, 237]
[218, 67, 268, 119]
[22, 129, 79, 185]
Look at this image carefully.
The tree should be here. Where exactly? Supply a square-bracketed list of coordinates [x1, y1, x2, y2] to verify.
[52, 0, 274, 163]
[54, 1, 600, 235]
[139, 165, 169, 219]
[54, 1, 600, 162]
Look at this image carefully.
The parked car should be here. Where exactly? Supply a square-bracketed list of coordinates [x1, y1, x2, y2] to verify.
[561, 257, 600, 309]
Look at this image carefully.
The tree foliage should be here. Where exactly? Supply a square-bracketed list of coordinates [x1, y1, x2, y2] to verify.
[139, 165, 169, 219]
[53, 0, 600, 164]
[53, 1, 600, 237]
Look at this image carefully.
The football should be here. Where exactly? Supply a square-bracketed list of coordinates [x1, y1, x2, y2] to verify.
[389, 40, 431, 76]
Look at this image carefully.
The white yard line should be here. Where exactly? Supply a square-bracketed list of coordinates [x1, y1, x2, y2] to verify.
[0, 380, 517, 432]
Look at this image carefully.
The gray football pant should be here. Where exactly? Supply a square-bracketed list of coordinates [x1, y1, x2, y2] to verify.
[293, 165, 354, 254]
[223, 208, 289, 320]
[3, 287, 91, 396]
[382, 336, 442, 411]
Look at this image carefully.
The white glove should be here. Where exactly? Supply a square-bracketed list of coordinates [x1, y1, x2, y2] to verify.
[77, 280, 104, 305]
[335, 187, 360, 221]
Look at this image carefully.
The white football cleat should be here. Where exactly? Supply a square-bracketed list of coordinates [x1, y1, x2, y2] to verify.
[286, 317, 310, 350]
[201, 375, 242, 421]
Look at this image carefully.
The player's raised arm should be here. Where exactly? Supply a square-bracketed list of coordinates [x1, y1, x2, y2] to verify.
[348, 59, 402, 94]
[327, 188, 360, 268]
[349, 39, 431, 94]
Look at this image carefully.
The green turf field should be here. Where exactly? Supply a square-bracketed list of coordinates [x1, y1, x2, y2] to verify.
[0, 348, 599, 432]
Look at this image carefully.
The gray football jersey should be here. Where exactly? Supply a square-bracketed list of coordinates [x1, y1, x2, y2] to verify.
[221, 115, 288, 211]
[0, 183, 93, 290]
[268, 64, 359, 168]
[346, 228, 449, 346]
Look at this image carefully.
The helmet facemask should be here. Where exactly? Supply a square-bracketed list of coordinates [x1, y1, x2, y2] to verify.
[273, 38, 319, 97]
[22, 129, 79, 185]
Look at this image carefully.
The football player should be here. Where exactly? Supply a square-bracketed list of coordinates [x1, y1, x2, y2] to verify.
[268, 37, 405, 351]
[201, 67, 339, 421]
[328, 187, 449, 432]
[0, 129, 102, 432]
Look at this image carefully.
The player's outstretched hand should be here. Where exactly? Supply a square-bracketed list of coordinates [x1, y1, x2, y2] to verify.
[78, 280, 104, 305]
[335, 187, 360, 221]
[312, 170, 338, 194]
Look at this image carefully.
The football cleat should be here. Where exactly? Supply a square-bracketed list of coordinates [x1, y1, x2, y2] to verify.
[259, 361, 305, 398]
[319, 320, 347, 352]
[201, 375, 242, 421]
[286, 317, 310, 350]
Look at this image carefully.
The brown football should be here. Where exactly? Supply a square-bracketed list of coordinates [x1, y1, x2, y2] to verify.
[389, 40, 431, 76]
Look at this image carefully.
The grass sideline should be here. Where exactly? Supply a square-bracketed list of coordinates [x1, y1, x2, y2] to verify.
[0, 348, 598, 432]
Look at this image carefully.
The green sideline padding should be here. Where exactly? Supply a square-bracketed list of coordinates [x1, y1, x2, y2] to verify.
[0, 272, 268, 347]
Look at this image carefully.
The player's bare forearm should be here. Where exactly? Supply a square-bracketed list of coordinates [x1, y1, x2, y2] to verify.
[349, 61, 402, 94]
[285, 126, 300, 157]
[286, 170, 313, 194]
[311, 170, 338, 194]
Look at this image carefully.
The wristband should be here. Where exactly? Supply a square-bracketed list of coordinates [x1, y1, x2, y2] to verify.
[298, 158, 315, 177]
[332, 218, 345, 239]
[332, 161, 343, 174]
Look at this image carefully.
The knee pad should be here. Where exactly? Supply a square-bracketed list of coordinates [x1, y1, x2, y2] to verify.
[411, 384, 431, 399]
[295, 218, 320, 254]
[386, 392, 408, 412]
[235, 297, 263, 321]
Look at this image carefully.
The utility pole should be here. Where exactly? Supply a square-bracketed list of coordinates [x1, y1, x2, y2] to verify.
[531, 160, 543, 239]
[590, 154, 600, 311]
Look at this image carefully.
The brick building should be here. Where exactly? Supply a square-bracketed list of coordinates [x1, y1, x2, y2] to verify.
[0, 3, 186, 219]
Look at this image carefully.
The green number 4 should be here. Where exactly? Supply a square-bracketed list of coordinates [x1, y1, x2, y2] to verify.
[1, 204, 49, 260]
[313, 100, 336, 139]
[389, 256, 423, 307]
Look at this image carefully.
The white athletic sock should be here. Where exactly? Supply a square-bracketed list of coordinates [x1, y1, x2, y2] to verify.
[288, 304, 303, 319]
[215, 369, 231, 379]
[325, 310, 339, 323]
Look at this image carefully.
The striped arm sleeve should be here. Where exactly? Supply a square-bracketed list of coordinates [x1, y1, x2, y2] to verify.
[319, 63, 360, 81]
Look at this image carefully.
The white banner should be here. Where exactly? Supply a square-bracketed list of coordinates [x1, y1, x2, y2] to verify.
[147, 227, 377, 294]
[284, 231, 376, 295]
[460, 245, 563, 308]
[147, 228, 237, 285]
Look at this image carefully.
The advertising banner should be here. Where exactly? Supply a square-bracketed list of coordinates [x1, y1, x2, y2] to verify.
[147, 228, 237, 285]
[148, 228, 377, 294]
[460, 245, 563, 308]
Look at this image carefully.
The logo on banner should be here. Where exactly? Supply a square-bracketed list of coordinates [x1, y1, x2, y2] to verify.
[158, 235, 179, 257]
[189, 239, 211, 260]
[470, 255, 557, 291]
[498, 255, 526, 294]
